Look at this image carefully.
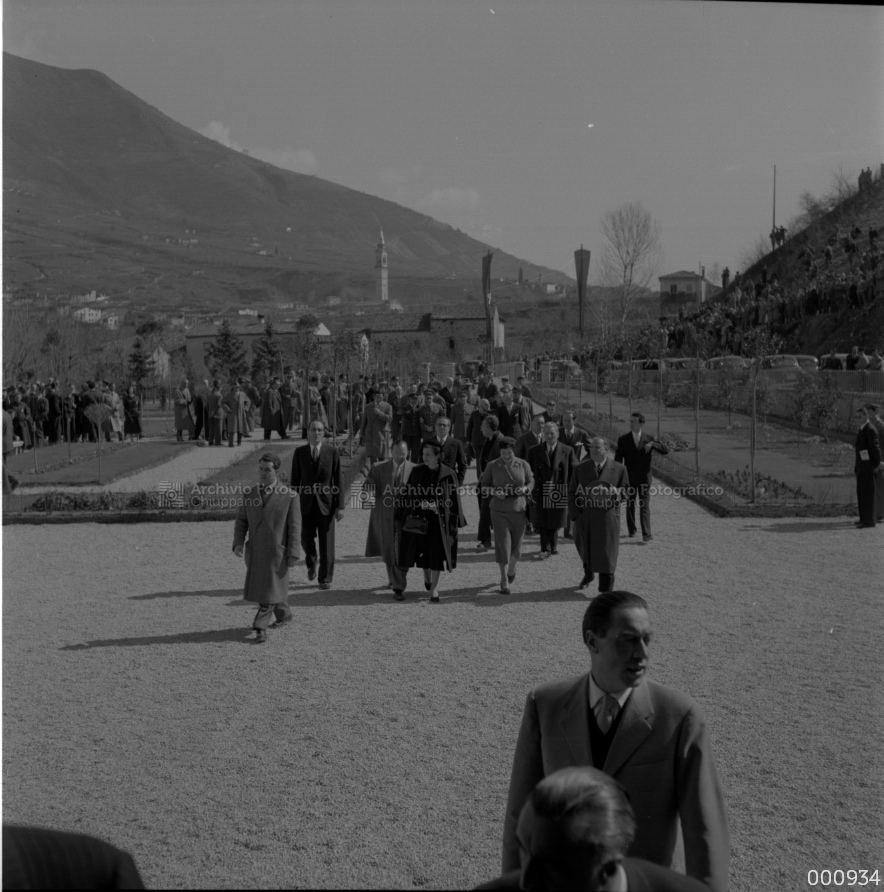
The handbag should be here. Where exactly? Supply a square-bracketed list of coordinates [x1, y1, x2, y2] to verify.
[403, 514, 428, 535]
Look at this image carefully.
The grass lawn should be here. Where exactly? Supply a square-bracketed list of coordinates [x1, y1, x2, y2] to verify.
[13, 441, 198, 487]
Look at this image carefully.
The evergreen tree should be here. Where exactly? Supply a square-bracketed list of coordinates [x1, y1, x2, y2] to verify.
[251, 321, 282, 391]
[205, 320, 248, 383]
[128, 337, 155, 387]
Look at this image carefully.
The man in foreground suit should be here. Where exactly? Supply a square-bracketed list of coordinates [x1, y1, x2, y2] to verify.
[614, 412, 669, 542]
[478, 767, 709, 891]
[527, 422, 573, 557]
[3, 825, 145, 890]
[291, 421, 344, 589]
[501, 591, 730, 892]
[233, 452, 301, 642]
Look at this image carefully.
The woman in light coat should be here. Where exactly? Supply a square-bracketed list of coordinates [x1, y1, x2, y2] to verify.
[480, 436, 534, 594]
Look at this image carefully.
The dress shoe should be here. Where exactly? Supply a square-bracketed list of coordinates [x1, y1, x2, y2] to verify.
[642, 535, 653, 542]
[424, 580, 432, 591]
[628, 531, 636, 538]
[563, 531, 573, 540]
[476, 542, 491, 551]
[393, 591, 405, 601]
[499, 585, 511, 595]
[319, 582, 331, 590]
[307, 568, 317, 581]
[539, 549, 549, 559]
[429, 594, 440, 602]
[579, 571, 594, 589]
[550, 548, 559, 555]
[507, 571, 516, 583]
[254, 629, 268, 643]
[270, 615, 293, 629]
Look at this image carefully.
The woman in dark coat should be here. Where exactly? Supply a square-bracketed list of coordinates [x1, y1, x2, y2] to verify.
[123, 385, 143, 442]
[11, 397, 33, 449]
[397, 439, 467, 602]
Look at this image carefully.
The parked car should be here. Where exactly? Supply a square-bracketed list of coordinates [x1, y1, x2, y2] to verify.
[793, 355, 819, 370]
[760, 354, 800, 370]
[549, 359, 581, 381]
[705, 356, 748, 371]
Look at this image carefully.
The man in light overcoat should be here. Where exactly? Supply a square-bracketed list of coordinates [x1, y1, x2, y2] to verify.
[233, 452, 301, 643]
[363, 441, 415, 599]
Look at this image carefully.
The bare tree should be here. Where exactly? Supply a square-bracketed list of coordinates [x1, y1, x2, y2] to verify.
[596, 202, 662, 340]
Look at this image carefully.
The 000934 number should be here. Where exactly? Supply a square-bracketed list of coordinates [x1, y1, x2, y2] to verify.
[807, 870, 880, 887]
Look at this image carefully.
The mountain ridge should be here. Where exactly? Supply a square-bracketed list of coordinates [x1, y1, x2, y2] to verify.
[2, 52, 569, 310]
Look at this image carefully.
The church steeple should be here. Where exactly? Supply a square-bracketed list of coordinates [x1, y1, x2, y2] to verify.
[375, 229, 388, 303]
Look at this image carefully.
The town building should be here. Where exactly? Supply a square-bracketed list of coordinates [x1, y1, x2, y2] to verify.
[658, 270, 720, 315]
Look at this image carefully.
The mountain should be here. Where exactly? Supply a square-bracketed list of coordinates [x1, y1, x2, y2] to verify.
[2, 52, 568, 312]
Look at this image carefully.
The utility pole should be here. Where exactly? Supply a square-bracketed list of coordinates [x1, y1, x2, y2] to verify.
[772, 164, 777, 233]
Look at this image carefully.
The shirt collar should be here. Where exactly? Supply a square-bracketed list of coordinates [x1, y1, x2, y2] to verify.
[589, 673, 633, 711]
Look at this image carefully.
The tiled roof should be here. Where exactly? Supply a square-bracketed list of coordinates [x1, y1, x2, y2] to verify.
[369, 313, 432, 333]
[659, 271, 703, 280]
[431, 302, 490, 320]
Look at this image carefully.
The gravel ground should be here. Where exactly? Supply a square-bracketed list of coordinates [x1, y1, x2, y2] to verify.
[2, 467, 882, 890]
[14, 436, 270, 494]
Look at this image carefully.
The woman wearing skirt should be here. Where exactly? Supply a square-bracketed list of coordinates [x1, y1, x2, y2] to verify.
[397, 439, 467, 602]
[480, 436, 534, 594]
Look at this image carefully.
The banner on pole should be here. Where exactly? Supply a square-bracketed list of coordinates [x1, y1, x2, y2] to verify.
[482, 251, 494, 357]
[574, 247, 591, 338]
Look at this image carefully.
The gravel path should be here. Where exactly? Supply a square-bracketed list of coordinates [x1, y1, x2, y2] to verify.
[3, 459, 882, 890]
[14, 436, 279, 494]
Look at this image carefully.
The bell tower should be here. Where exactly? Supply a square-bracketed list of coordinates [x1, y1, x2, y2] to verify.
[375, 229, 388, 303]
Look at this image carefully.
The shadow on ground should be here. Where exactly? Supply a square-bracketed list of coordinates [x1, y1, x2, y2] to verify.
[61, 628, 254, 650]
[286, 583, 589, 607]
[129, 588, 241, 601]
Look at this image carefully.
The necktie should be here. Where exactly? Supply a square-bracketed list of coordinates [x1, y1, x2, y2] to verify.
[596, 464, 603, 476]
[312, 447, 319, 461]
[394, 463, 403, 489]
[596, 694, 620, 734]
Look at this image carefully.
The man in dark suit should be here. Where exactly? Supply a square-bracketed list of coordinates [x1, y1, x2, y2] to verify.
[541, 399, 562, 426]
[479, 767, 709, 891]
[854, 405, 882, 528]
[527, 422, 573, 556]
[3, 825, 145, 889]
[399, 391, 423, 463]
[559, 411, 590, 463]
[476, 414, 503, 549]
[614, 412, 669, 542]
[478, 371, 498, 404]
[291, 420, 343, 589]
[261, 378, 288, 440]
[434, 415, 468, 485]
[496, 385, 526, 440]
[502, 591, 730, 892]
[868, 403, 884, 522]
[515, 413, 543, 461]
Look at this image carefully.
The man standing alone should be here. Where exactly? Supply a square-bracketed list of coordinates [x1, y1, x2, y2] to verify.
[614, 412, 669, 542]
[854, 406, 882, 528]
[232, 453, 301, 643]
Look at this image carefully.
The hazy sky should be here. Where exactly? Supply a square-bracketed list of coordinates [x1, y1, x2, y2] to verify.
[4, 1, 883, 283]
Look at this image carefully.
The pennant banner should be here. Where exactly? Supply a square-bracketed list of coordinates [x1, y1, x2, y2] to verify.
[574, 247, 591, 338]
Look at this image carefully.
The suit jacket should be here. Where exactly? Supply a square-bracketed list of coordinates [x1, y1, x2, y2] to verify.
[2, 825, 145, 890]
[467, 409, 488, 451]
[615, 431, 670, 485]
[476, 859, 710, 892]
[527, 440, 574, 528]
[854, 423, 882, 475]
[559, 426, 590, 462]
[477, 433, 503, 478]
[438, 435, 468, 485]
[541, 410, 562, 426]
[232, 484, 301, 604]
[568, 458, 629, 573]
[261, 387, 283, 427]
[448, 401, 471, 439]
[502, 674, 730, 892]
[291, 442, 342, 516]
[514, 430, 541, 461]
[496, 403, 525, 440]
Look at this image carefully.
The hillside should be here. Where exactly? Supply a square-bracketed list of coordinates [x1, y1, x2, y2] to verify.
[716, 175, 884, 354]
[2, 52, 569, 311]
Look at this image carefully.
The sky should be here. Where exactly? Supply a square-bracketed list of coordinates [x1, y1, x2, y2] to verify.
[4, 1, 883, 284]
